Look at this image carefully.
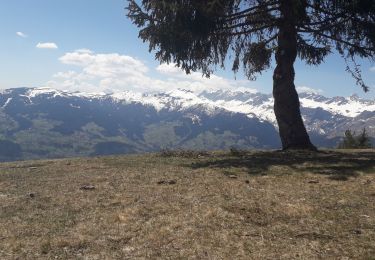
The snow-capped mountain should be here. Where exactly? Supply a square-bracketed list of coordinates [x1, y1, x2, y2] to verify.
[0, 87, 374, 161]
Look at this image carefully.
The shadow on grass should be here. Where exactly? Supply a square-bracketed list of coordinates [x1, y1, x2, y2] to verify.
[190, 150, 375, 178]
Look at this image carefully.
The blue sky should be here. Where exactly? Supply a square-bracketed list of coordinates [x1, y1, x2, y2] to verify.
[0, 0, 374, 98]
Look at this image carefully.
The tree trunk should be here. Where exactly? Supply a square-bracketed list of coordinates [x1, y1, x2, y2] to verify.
[273, 0, 316, 150]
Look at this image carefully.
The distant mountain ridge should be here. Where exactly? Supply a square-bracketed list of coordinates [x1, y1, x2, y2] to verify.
[0, 87, 374, 161]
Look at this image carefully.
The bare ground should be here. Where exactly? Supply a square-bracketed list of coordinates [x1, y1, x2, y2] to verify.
[0, 149, 374, 259]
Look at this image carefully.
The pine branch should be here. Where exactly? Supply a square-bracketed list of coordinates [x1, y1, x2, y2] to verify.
[220, 17, 279, 31]
[215, 23, 277, 37]
[223, 7, 280, 23]
[222, 1, 279, 20]
[306, 2, 342, 17]
[298, 27, 374, 55]
[297, 16, 352, 33]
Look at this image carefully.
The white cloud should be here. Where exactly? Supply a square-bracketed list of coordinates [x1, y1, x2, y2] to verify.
[16, 32, 28, 38]
[46, 50, 258, 94]
[370, 67, 375, 72]
[156, 63, 256, 93]
[296, 86, 324, 95]
[36, 42, 58, 49]
[156, 63, 182, 75]
[74, 48, 93, 54]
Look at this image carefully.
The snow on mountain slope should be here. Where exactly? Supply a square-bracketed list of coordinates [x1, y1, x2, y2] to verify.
[1, 98, 13, 109]
[205, 90, 375, 119]
[200, 90, 276, 123]
[19, 87, 375, 122]
[110, 89, 219, 114]
[299, 93, 375, 118]
[27, 87, 66, 98]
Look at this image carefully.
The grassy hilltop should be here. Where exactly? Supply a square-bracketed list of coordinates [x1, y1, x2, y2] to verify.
[0, 150, 374, 259]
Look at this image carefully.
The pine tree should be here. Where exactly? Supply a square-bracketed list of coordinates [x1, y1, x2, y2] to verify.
[338, 130, 358, 149]
[338, 128, 373, 149]
[127, 0, 375, 150]
[357, 128, 372, 148]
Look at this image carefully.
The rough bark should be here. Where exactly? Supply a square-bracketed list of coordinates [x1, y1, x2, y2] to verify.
[273, 0, 316, 150]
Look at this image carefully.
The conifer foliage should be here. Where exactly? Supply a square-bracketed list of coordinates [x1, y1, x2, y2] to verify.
[338, 129, 373, 149]
[127, 0, 375, 150]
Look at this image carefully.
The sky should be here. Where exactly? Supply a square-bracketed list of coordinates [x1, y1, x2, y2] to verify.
[0, 0, 374, 98]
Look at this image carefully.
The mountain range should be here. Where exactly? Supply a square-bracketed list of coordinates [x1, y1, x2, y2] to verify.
[0, 87, 374, 161]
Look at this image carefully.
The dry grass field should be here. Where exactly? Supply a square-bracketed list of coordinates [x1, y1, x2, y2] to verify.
[0, 149, 374, 259]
